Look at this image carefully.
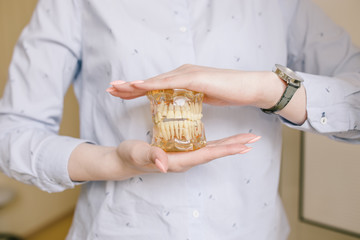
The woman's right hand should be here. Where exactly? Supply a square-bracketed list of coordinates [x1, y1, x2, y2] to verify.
[68, 133, 261, 182]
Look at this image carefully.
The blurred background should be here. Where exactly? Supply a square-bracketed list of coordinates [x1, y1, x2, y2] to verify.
[0, 0, 359, 239]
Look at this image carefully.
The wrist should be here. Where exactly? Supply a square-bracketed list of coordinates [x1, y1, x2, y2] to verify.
[69, 143, 118, 181]
[252, 70, 307, 125]
[104, 147, 145, 181]
[251, 71, 286, 109]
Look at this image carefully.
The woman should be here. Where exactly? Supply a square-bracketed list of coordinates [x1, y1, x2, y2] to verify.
[0, 0, 359, 239]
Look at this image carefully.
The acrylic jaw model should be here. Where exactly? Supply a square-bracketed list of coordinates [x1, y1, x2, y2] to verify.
[147, 89, 207, 152]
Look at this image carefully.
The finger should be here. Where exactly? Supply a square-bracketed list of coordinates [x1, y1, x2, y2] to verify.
[117, 141, 163, 174]
[131, 72, 193, 91]
[107, 83, 148, 99]
[109, 66, 184, 93]
[108, 90, 146, 100]
[155, 159, 167, 173]
[131, 64, 199, 91]
[196, 142, 251, 160]
[207, 133, 261, 147]
[167, 142, 250, 172]
[148, 146, 169, 173]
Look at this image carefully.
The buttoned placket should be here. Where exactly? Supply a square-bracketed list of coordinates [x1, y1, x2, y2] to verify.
[171, 2, 203, 239]
[171, 0, 196, 64]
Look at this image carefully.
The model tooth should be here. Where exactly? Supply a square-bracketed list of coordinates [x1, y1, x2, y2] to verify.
[192, 103, 197, 121]
[175, 105, 182, 119]
[158, 101, 166, 122]
[158, 101, 164, 113]
[194, 120, 198, 136]
[168, 103, 175, 118]
[158, 122, 166, 140]
[156, 110, 163, 123]
[165, 122, 171, 140]
[162, 104, 168, 120]
[190, 102, 194, 115]
[187, 107, 193, 121]
[180, 104, 186, 122]
[194, 121, 198, 137]
[182, 104, 189, 119]
[188, 121, 193, 139]
[169, 104, 176, 138]
[179, 120, 184, 139]
[174, 121, 178, 138]
[196, 120, 201, 136]
[184, 121, 190, 140]
[199, 120, 202, 135]
[193, 103, 198, 120]
[197, 103, 201, 117]
[163, 122, 169, 140]
[170, 121, 175, 139]
[173, 105, 180, 138]
[160, 122, 167, 140]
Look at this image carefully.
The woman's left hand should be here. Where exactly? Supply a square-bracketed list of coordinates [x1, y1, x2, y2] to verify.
[106, 64, 279, 107]
[106, 64, 307, 125]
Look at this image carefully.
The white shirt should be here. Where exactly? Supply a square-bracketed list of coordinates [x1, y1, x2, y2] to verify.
[0, 0, 359, 239]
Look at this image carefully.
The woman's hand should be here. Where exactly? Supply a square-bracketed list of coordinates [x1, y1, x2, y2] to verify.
[68, 133, 261, 182]
[107, 64, 276, 107]
[106, 64, 307, 124]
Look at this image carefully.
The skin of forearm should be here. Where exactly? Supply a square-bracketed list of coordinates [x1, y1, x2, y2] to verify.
[68, 143, 126, 182]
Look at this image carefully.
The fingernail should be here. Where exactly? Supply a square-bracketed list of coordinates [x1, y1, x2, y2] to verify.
[106, 87, 116, 93]
[239, 147, 252, 154]
[110, 80, 126, 85]
[248, 136, 261, 144]
[155, 159, 167, 173]
[130, 80, 144, 85]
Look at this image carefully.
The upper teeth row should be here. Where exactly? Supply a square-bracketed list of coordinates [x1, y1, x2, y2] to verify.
[154, 102, 203, 124]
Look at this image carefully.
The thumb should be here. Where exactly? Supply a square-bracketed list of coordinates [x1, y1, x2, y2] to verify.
[149, 146, 169, 173]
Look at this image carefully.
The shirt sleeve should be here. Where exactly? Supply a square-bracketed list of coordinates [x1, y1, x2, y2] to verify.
[282, 0, 360, 143]
[0, 0, 89, 192]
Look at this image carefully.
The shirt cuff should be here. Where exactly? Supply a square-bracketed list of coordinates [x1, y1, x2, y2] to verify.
[36, 135, 90, 192]
[281, 72, 359, 137]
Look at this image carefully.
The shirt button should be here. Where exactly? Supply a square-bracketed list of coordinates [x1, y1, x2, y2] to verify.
[192, 210, 200, 218]
[320, 117, 327, 125]
[179, 26, 187, 32]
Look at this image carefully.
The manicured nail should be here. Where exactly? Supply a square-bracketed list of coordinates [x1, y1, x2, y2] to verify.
[239, 147, 252, 154]
[106, 87, 116, 93]
[247, 136, 261, 144]
[110, 80, 126, 85]
[130, 80, 144, 84]
[155, 159, 167, 173]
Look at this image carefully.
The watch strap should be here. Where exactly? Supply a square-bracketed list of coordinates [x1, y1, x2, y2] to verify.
[261, 84, 298, 114]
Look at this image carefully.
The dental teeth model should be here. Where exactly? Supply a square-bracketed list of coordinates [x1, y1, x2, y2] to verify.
[147, 89, 206, 152]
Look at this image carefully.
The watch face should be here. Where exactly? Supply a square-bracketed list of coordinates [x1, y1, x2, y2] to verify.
[275, 64, 304, 83]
